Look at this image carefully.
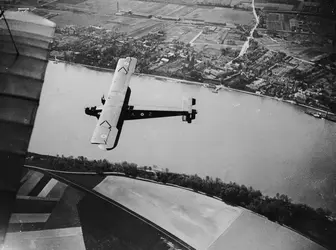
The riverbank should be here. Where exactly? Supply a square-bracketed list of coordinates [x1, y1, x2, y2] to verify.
[25, 152, 336, 250]
[50, 22, 336, 116]
[220, 85, 336, 117]
[50, 59, 203, 86]
[50, 59, 336, 120]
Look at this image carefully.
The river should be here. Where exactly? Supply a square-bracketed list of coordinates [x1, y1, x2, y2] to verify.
[29, 62, 336, 214]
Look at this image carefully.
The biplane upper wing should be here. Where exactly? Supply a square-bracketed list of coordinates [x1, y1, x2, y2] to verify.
[0, 9, 55, 189]
[0, 9, 56, 243]
[91, 57, 137, 149]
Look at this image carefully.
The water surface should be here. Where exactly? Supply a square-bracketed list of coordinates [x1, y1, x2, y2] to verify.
[29, 62, 336, 213]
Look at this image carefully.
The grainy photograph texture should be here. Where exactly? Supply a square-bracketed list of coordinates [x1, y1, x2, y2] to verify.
[0, 0, 336, 250]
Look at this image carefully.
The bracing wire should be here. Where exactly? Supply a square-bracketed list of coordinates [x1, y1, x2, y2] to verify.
[1, 10, 20, 56]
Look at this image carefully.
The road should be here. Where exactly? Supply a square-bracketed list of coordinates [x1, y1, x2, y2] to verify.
[189, 30, 203, 44]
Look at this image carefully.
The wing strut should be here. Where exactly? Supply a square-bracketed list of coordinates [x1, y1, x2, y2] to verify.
[0, 9, 20, 56]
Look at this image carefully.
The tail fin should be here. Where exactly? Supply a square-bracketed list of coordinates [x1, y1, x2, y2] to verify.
[182, 97, 197, 123]
[182, 97, 194, 114]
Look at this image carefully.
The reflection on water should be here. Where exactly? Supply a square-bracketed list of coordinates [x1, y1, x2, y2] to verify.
[29, 62, 336, 213]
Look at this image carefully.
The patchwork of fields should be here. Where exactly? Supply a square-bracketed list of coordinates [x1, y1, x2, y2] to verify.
[46, 0, 254, 44]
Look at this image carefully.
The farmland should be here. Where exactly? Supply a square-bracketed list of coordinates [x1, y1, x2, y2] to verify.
[31, 0, 255, 72]
[11, 0, 336, 112]
[38, 0, 257, 88]
[38, 0, 254, 35]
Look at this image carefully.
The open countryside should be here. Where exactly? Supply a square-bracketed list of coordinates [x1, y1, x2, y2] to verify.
[27, 61, 336, 248]
[32, 0, 336, 116]
[2, 0, 336, 249]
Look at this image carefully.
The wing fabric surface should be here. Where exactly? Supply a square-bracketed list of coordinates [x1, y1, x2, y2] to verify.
[0, 10, 55, 247]
[91, 57, 137, 149]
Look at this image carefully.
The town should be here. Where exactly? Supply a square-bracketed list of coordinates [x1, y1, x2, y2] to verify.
[4, 0, 336, 116]
[2, 1, 336, 250]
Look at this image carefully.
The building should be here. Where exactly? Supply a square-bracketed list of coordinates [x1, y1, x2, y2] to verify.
[132, 12, 152, 18]
[203, 26, 217, 34]
[246, 79, 268, 91]
[252, 65, 264, 75]
[203, 68, 223, 78]
[167, 52, 175, 58]
[180, 53, 187, 58]
[195, 61, 206, 71]
[161, 58, 169, 63]
[294, 92, 307, 104]
[289, 18, 304, 31]
[160, 16, 180, 21]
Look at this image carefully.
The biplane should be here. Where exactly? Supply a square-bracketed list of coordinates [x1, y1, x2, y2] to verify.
[85, 57, 197, 151]
[0, 8, 197, 248]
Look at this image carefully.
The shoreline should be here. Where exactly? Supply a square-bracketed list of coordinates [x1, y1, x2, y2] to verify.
[50, 58, 204, 86]
[220, 86, 334, 114]
[50, 59, 335, 117]
[25, 153, 336, 249]
[22, 164, 327, 248]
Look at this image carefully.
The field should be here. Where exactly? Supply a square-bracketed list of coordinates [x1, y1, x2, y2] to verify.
[193, 27, 245, 47]
[163, 24, 203, 43]
[41, 0, 254, 38]
[167, 6, 198, 17]
[93, 176, 328, 250]
[209, 210, 326, 250]
[184, 7, 254, 25]
[38, 0, 255, 57]
[94, 175, 243, 250]
[264, 12, 336, 41]
[255, 32, 334, 61]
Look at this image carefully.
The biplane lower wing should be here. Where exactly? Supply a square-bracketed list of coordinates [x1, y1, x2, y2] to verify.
[90, 57, 137, 150]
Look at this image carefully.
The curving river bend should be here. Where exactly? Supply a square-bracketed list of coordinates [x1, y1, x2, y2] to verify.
[29, 62, 336, 214]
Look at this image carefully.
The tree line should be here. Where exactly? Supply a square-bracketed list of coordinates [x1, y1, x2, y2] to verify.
[26, 153, 336, 249]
